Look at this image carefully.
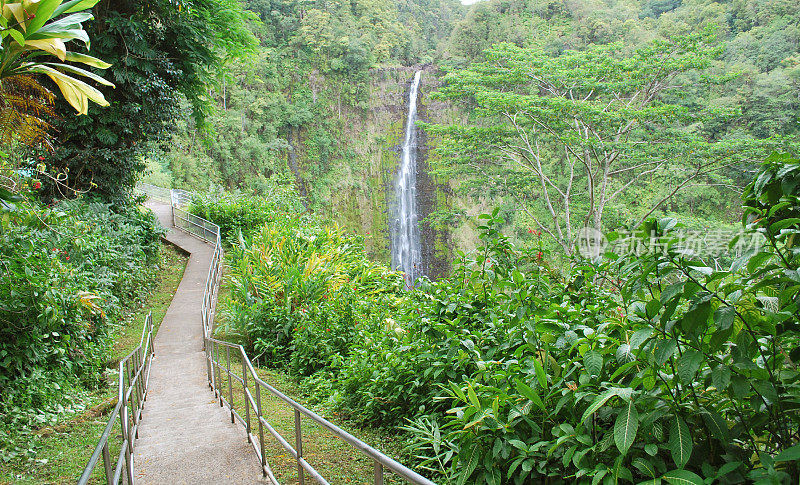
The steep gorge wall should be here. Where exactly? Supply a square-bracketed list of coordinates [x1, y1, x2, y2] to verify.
[297, 66, 457, 278]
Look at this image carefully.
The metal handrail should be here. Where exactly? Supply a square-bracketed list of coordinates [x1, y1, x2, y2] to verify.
[162, 187, 436, 485]
[206, 338, 437, 485]
[135, 182, 172, 203]
[170, 188, 193, 209]
[77, 312, 156, 485]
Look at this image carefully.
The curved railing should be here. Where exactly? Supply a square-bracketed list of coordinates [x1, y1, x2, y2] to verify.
[82, 185, 436, 485]
[171, 189, 436, 485]
[136, 182, 171, 203]
[77, 313, 155, 485]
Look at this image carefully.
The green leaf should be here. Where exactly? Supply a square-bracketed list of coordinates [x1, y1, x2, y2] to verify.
[646, 299, 662, 318]
[533, 357, 548, 390]
[584, 350, 603, 377]
[53, 0, 100, 16]
[747, 252, 774, 273]
[64, 51, 112, 69]
[676, 350, 702, 383]
[630, 328, 654, 350]
[681, 301, 711, 332]
[773, 443, 800, 462]
[581, 388, 632, 423]
[27, 0, 63, 34]
[8, 28, 25, 47]
[514, 379, 545, 412]
[660, 282, 685, 305]
[714, 461, 741, 478]
[730, 375, 749, 398]
[42, 62, 115, 87]
[714, 305, 736, 331]
[466, 384, 480, 409]
[645, 443, 658, 456]
[591, 469, 608, 485]
[700, 410, 730, 444]
[654, 339, 677, 365]
[662, 469, 703, 485]
[456, 445, 480, 485]
[614, 400, 639, 455]
[632, 457, 657, 478]
[667, 416, 692, 469]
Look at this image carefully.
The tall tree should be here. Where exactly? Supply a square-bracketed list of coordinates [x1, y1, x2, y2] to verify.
[41, 0, 258, 201]
[429, 34, 787, 256]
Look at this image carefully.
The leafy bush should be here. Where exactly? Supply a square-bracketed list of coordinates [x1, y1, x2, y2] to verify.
[0, 198, 163, 419]
[203, 156, 800, 484]
[189, 185, 306, 242]
[220, 200, 404, 366]
[402, 155, 800, 484]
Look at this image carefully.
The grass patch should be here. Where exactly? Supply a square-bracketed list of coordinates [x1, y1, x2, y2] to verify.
[0, 243, 187, 485]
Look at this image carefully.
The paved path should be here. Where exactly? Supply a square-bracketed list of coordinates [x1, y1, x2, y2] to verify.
[133, 200, 267, 484]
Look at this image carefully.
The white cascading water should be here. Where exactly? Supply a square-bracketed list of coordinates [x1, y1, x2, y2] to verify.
[392, 70, 423, 286]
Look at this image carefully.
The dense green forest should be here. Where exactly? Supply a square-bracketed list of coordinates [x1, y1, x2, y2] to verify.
[145, 0, 800, 265]
[0, 0, 798, 482]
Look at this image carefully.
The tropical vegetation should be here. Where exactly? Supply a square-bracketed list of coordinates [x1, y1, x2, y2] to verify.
[0, 195, 163, 461]
[195, 152, 799, 483]
[0, 0, 798, 482]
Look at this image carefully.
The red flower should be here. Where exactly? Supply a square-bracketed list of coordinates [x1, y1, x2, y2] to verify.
[527, 229, 533, 233]
[536, 251, 543, 260]
[65, 256, 70, 261]
[32, 181, 41, 189]
[38, 156, 45, 161]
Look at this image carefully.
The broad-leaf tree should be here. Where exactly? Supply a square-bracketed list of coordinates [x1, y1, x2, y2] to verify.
[0, 0, 113, 115]
[428, 33, 786, 256]
[41, 0, 258, 201]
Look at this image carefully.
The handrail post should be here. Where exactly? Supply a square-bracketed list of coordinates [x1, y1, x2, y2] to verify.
[101, 441, 113, 485]
[209, 340, 216, 393]
[121, 362, 134, 485]
[374, 461, 385, 485]
[227, 345, 234, 423]
[149, 313, 155, 358]
[133, 352, 141, 438]
[203, 338, 213, 387]
[295, 408, 305, 485]
[215, 342, 222, 401]
[243, 357, 252, 441]
[255, 380, 267, 477]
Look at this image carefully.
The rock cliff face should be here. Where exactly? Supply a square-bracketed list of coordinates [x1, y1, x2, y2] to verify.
[299, 66, 455, 278]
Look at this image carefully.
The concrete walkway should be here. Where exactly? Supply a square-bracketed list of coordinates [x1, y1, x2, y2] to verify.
[133, 200, 267, 484]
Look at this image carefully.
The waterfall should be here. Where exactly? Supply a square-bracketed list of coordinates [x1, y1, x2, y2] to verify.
[392, 70, 423, 286]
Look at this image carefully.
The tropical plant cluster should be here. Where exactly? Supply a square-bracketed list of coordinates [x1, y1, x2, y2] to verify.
[0, 195, 163, 457]
[201, 154, 799, 484]
[188, 185, 306, 243]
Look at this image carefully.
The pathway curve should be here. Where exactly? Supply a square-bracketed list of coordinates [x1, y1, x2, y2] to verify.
[133, 200, 267, 484]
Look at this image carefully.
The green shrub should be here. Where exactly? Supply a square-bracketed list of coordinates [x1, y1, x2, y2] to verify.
[203, 156, 800, 483]
[402, 155, 800, 484]
[0, 198, 163, 417]
[216, 193, 405, 366]
[189, 185, 306, 242]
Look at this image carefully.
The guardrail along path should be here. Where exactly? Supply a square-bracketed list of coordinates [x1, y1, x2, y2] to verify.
[133, 200, 267, 484]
